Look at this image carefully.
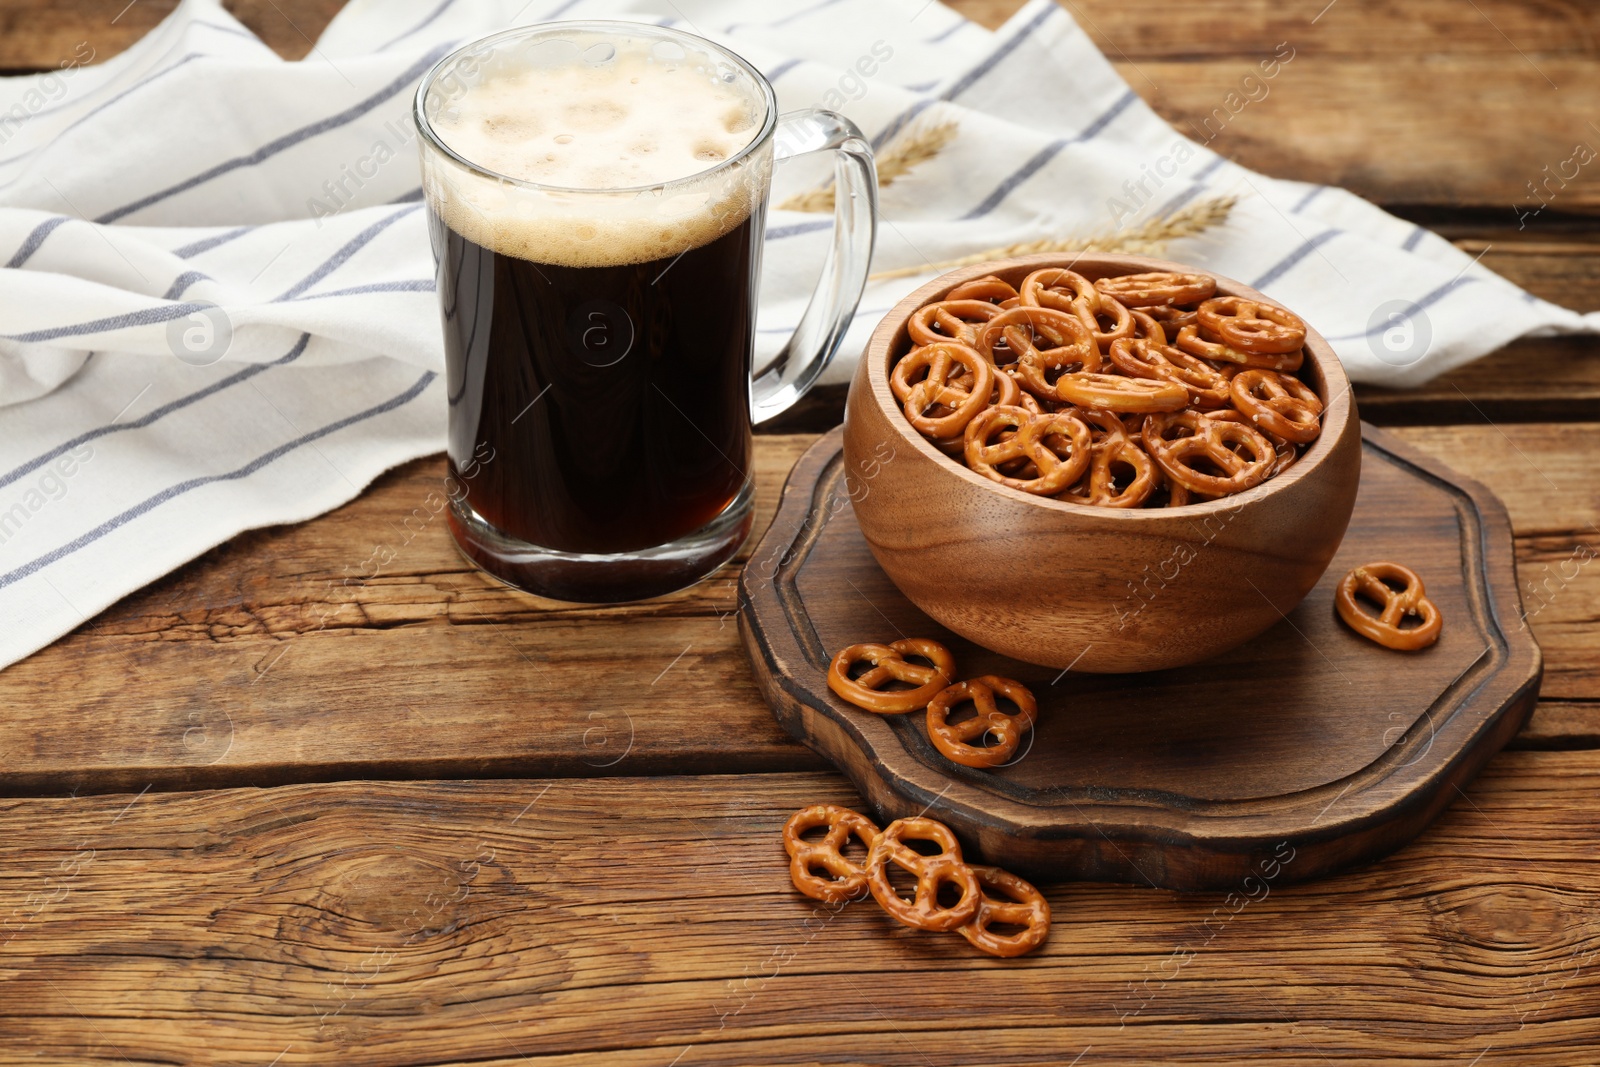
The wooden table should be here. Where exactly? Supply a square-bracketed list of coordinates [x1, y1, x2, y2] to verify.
[4, 2, 1598, 1063]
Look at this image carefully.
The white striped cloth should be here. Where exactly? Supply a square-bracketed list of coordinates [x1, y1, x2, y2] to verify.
[1, 0, 1594, 669]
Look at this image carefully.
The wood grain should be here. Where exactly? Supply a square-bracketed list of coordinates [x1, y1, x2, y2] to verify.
[1356, 338, 1600, 426]
[3, 764, 1599, 1065]
[0, 0, 343, 68]
[948, 1, 1600, 212]
[0, 438, 825, 797]
[1, 424, 1595, 795]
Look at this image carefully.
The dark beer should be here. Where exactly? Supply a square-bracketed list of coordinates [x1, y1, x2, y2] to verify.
[418, 26, 778, 601]
[430, 205, 764, 602]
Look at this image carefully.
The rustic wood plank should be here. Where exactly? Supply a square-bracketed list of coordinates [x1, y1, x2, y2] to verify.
[956, 0, 1600, 54]
[0, 1, 341, 68]
[1515, 702, 1600, 750]
[1389, 423, 1600, 703]
[1356, 339, 1600, 427]
[1126, 57, 1599, 213]
[0, 2, 169, 71]
[0, 438, 825, 797]
[2, 425, 1597, 794]
[1472, 240, 1600, 312]
[3, 762, 1599, 1064]
[950, 0, 1600, 213]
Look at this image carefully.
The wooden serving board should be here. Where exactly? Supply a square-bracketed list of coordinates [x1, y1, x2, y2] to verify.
[739, 424, 1543, 889]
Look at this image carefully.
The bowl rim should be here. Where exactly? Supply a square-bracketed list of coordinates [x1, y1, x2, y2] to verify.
[861, 251, 1356, 520]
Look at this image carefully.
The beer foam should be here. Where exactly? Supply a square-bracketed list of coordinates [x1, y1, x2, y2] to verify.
[425, 42, 769, 268]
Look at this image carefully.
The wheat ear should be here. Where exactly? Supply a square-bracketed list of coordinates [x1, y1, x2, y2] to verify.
[779, 119, 959, 214]
[868, 196, 1238, 283]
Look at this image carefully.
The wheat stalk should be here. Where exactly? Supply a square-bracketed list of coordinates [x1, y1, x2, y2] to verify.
[779, 118, 959, 214]
[867, 196, 1239, 283]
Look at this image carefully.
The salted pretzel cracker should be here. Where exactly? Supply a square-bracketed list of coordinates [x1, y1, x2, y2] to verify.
[945, 274, 1019, 304]
[1204, 408, 1302, 476]
[925, 676, 1038, 769]
[1052, 371, 1188, 414]
[1335, 562, 1442, 651]
[1230, 369, 1324, 445]
[890, 341, 995, 442]
[1197, 296, 1307, 355]
[1020, 269, 1137, 351]
[964, 406, 1092, 496]
[957, 865, 1052, 957]
[1128, 308, 1170, 347]
[1094, 271, 1216, 309]
[1109, 336, 1233, 410]
[1175, 325, 1304, 372]
[783, 804, 881, 903]
[827, 639, 957, 713]
[1063, 410, 1160, 508]
[908, 299, 1003, 349]
[1146, 304, 1199, 332]
[977, 305, 1098, 378]
[1018, 267, 1099, 319]
[866, 817, 981, 931]
[1143, 410, 1276, 497]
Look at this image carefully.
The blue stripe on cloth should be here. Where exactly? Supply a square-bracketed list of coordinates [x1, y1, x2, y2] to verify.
[1149, 156, 1228, 219]
[1150, 183, 1201, 218]
[0, 368, 437, 593]
[21, 23, 251, 126]
[1326, 277, 1480, 342]
[1402, 225, 1427, 252]
[162, 270, 211, 300]
[926, 19, 968, 44]
[273, 203, 420, 300]
[8, 206, 411, 342]
[764, 58, 802, 84]
[1250, 228, 1342, 290]
[287, 279, 435, 299]
[0, 54, 208, 171]
[871, 1, 1059, 150]
[939, 2, 1058, 107]
[960, 137, 1067, 220]
[871, 99, 938, 151]
[4, 303, 209, 344]
[767, 219, 833, 241]
[96, 46, 452, 224]
[5, 216, 70, 268]
[1290, 185, 1325, 214]
[0, 334, 311, 493]
[959, 89, 1139, 220]
[173, 225, 255, 259]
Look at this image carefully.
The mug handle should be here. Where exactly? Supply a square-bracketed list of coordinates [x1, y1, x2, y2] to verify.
[752, 109, 878, 424]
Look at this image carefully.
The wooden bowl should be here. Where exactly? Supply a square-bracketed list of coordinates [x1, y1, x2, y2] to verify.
[843, 253, 1362, 673]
